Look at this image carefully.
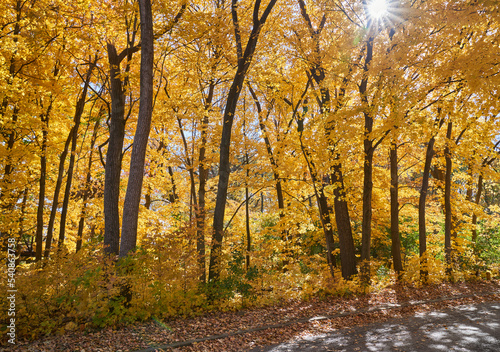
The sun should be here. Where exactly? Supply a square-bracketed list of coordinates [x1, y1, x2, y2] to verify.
[367, 0, 389, 19]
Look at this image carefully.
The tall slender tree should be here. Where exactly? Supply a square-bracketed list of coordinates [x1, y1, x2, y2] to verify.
[209, 0, 278, 282]
[120, 0, 154, 258]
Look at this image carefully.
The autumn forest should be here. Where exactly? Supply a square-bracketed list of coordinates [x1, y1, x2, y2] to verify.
[2, 0, 500, 341]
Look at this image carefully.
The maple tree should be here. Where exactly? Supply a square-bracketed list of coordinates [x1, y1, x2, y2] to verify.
[2, 0, 500, 342]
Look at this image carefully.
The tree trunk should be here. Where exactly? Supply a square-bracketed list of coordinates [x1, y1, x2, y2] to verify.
[58, 62, 95, 248]
[390, 141, 403, 274]
[176, 116, 198, 223]
[360, 143, 374, 282]
[119, 0, 154, 258]
[0, 1, 22, 202]
[1, 107, 18, 206]
[102, 2, 182, 255]
[331, 161, 357, 279]
[76, 118, 101, 252]
[144, 186, 152, 210]
[303, 154, 337, 277]
[167, 166, 178, 203]
[471, 145, 498, 245]
[247, 85, 284, 210]
[297, 111, 336, 278]
[103, 44, 127, 256]
[298, 0, 357, 280]
[197, 138, 208, 282]
[35, 112, 49, 262]
[247, 84, 291, 266]
[472, 174, 483, 244]
[57, 119, 80, 248]
[419, 136, 436, 280]
[466, 165, 473, 203]
[245, 151, 251, 270]
[16, 187, 28, 266]
[316, 190, 336, 275]
[209, 58, 253, 281]
[358, 34, 375, 283]
[196, 82, 213, 283]
[444, 121, 453, 274]
[44, 126, 72, 257]
[208, 0, 278, 282]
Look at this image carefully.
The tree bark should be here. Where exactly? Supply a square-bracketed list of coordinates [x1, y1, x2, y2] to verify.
[103, 44, 127, 256]
[175, 116, 198, 222]
[471, 146, 498, 244]
[471, 174, 484, 244]
[0, 1, 22, 202]
[167, 166, 178, 203]
[58, 62, 95, 248]
[144, 186, 152, 210]
[35, 110, 50, 262]
[297, 110, 336, 278]
[298, 0, 356, 280]
[16, 187, 28, 266]
[361, 140, 374, 281]
[444, 121, 454, 274]
[390, 141, 403, 274]
[245, 151, 251, 270]
[247, 84, 292, 266]
[76, 117, 101, 252]
[119, 0, 154, 258]
[197, 138, 208, 281]
[359, 35, 375, 283]
[247, 85, 284, 210]
[331, 161, 357, 279]
[44, 125, 72, 257]
[209, 0, 278, 282]
[419, 136, 435, 279]
[196, 81, 215, 283]
[103, 0, 184, 256]
[57, 118, 80, 248]
[1, 106, 18, 208]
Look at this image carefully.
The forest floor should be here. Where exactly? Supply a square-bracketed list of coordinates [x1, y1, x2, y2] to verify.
[4, 279, 500, 352]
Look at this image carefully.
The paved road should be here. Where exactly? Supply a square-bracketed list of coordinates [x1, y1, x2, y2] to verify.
[249, 301, 500, 352]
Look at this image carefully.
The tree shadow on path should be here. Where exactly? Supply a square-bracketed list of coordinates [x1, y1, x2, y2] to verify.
[250, 301, 500, 352]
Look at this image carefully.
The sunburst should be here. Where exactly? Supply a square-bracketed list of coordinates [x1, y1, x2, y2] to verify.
[367, 0, 389, 19]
